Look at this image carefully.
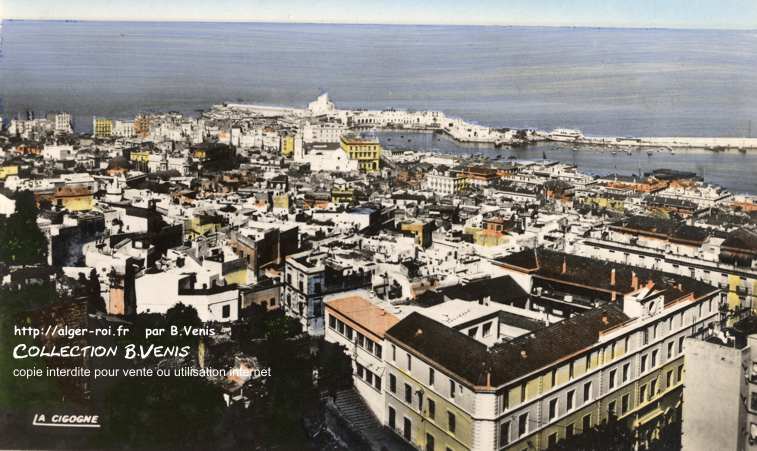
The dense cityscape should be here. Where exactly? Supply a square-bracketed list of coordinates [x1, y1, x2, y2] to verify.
[1, 92, 756, 451]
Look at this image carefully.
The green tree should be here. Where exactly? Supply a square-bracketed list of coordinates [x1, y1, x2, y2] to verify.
[0, 190, 48, 265]
[317, 340, 353, 399]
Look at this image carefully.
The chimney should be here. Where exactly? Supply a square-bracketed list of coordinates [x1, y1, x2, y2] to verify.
[561, 256, 567, 275]
[610, 268, 616, 287]
[486, 371, 492, 388]
[520, 350, 528, 359]
[631, 271, 638, 290]
[415, 328, 423, 337]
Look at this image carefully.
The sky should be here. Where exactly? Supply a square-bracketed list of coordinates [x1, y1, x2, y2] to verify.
[2, 0, 757, 29]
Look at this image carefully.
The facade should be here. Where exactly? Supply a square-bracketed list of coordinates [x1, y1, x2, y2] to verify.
[378, 249, 722, 451]
[93, 116, 114, 138]
[575, 217, 757, 310]
[424, 172, 468, 196]
[340, 135, 382, 173]
[283, 249, 376, 335]
[325, 295, 399, 422]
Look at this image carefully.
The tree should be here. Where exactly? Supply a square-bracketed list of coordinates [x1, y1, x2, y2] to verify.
[0, 190, 48, 265]
[317, 340, 353, 399]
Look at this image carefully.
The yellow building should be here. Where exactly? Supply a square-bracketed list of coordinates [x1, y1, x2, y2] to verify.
[130, 150, 150, 163]
[280, 135, 295, 157]
[0, 165, 19, 180]
[54, 185, 94, 212]
[93, 117, 113, 138]
[400, 221, 433, 248]
[340, 135, 382, 173]
[186, 214, 222, 240]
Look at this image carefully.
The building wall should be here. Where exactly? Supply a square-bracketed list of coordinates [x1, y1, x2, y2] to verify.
[681, 338, 747, 451]
[325, 307, 387, 422]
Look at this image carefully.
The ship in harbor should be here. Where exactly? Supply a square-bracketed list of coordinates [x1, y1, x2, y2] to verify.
[547, 128, 584, 142]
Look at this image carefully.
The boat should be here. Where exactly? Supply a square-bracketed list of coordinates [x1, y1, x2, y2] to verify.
[647, 150, 653, 156]
[547, 128, 584, 142]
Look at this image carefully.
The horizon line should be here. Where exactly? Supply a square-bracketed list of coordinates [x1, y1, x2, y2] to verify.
[2, 17, 756, 32]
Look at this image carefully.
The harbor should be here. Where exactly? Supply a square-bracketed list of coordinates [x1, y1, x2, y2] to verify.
[376, 130, 757, 194]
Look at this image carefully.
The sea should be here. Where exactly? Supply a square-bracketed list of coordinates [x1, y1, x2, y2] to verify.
[1, 20, 756, 193]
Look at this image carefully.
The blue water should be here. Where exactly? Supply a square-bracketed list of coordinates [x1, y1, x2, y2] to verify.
[1, 20, 757, 192]
[2, 20, 757, 137]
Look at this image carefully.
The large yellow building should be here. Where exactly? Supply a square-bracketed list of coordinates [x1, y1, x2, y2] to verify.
[280, 135, 295, 157]
[340, 135, 382, 173]
[93, 117, 113, 138]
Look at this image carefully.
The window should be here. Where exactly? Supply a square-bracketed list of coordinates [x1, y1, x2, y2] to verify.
[499, 421, 510, 447]
[585, 354, 591, 370]
[550, 369, 557, 387]
[621, 394, 630, 413]
[651, 350, 658, 368]
[582, 414, 591, 431]
[569, 361, 575, 379]
[468, 327, 478, 337]
[429, 368, 435, 386]
[641, 355, 647, 373]
[642, 329, 649, 345]
[357, 333, 365, 347]
[678, 337, 685, 354]
[448, 412, 456, 434]
[404, 417, 412, 441]
[337, 320, 344, 334]
[751, 392, 757, 412]
[609, 400, 617, 417]
[405, 384, 412, 403]
[407, 354, 412, 371]
[609, 369, 617, 389]
[567, 390, 575, 410]
[548, 433, 558, 447]
[566, 423, 574, 438]
[356, 364, 365, 379]
[426, 433, 435, 451]
[666, 370, 674, 387]
[583, 382, 592, 402]
[518, 413, 528, 437]
[667, 342, 674, 359]
[639, 384, 647, 404]
[417, 391, 424, 410]
[549, 398, 558, 420]
[428, 399, 436, 419]
[374, 375, 381, 390]
[650, 379, 657, 398]
[328, 314, 336, 329]
[222, 304, 230, 318]
[622, 363, 630, 382]
[388, 406, 396, 429]
[450, 380, 456, 399]
[345, 325, 353, 340]
[375, 344, 382, 359]
[392, 345, 396, 361]
[483, 322, 492, 337]
[624, 336, 630, 353]
[520, 384, 526, 403]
